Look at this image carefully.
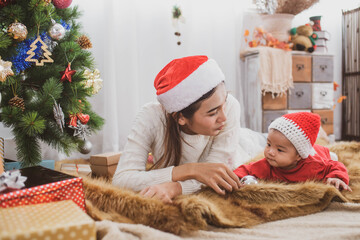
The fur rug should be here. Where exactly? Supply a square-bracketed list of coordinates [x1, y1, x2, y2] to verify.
[83, 141, 360, 235]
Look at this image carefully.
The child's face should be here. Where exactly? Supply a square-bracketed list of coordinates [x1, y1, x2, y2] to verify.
[264, 129, 302, 170]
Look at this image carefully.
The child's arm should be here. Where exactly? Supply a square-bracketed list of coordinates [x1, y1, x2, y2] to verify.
[326, 177, 352, 191]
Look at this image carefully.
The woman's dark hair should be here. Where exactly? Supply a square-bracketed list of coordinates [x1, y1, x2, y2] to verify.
[151, 85, 218, 169]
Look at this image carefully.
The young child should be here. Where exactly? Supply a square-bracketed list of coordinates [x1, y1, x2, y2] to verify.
[234, 112, 352, 191]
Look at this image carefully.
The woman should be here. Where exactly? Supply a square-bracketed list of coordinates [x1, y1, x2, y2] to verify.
[112, 55, 265, 203]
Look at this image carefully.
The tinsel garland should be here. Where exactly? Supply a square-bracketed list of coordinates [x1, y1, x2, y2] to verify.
[7, 21, 71, 74]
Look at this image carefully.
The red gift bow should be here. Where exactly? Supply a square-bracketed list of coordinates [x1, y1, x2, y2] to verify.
[68, 113, 90, 127]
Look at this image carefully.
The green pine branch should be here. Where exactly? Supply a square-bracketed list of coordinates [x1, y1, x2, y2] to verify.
[0, 0, 104, 166]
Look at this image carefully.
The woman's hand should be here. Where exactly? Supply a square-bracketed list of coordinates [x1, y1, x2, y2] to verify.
[173, 162, 241, 195]
[327, 178, 352, 191]
[139, 182, 182, 204]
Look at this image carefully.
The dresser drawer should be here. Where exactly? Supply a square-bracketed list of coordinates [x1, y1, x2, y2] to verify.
[292, 55, 312, 82]
[312, 109, 334, 134]
[262, 110, 288, 132]
[288, 83, 312, 109]
[312, 83, 334, 109]
[312, 55, 333, 82]
[262, 93, 287, 110]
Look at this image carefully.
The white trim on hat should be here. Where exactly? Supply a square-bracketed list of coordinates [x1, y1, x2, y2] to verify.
[157, 59, 225, 113]
[269, 117, 316, 159]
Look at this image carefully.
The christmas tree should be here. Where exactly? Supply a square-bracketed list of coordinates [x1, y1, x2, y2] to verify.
[0, 0, 104, 167]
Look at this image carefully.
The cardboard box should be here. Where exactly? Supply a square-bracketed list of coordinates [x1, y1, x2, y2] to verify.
[0, 166, 86, 211]
[0, 200, 96, 240]
[60, 163, 92, 177]
[90, 152, 121, 177]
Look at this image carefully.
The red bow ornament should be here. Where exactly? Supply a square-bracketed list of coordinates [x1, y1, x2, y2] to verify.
[69, 114, 78, 127]
[76, 113, 90, 124]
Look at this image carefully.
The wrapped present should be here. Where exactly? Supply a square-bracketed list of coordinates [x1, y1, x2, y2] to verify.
[0, 166, 85, 211]
[90, 152, 121, 177]
[60, 163, 92, 177]
[0, 200, 96, 240]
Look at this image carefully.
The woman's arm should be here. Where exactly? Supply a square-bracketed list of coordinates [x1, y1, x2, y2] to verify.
[112, 103, 175, 191]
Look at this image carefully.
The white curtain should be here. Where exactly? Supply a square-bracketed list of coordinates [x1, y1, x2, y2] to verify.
[54, 0, 253, 160]
[4, 0, 358, 160]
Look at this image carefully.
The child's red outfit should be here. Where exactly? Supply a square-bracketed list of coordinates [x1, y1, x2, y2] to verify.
[233, 144, 349, 184]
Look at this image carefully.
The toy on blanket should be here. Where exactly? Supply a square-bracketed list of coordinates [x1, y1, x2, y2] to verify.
[290, 24, 318, 53]
[244, 27, 292, 51]
[240, 175, 258, 185]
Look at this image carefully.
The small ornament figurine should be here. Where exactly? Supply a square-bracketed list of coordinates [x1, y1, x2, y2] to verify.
[0, 56, 14, 82]
[76, 35, 92, 49]
[7, 22, 28, 42]
[240, 175, 258, 185]
[25, 35, 54, 66]
[69, 120, 90, 138]
[76, 112, 90, 124]
[53, 99, 65, 132]
[83, 69, 103, 94]
[172, 5, 185, 45]
[78, 138, 92, 154]
[60, 63, 76, 82]
[20, 71, 27, 81]
[0, 0, 16, 8]
[42, 0, 52, 6]
[52, 0, 72, 9]
[8, 95, 25, 111]
[48, 19, 66, 41]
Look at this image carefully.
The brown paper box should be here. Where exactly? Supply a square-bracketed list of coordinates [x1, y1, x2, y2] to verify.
[0, 200, 96, 240]
[89, 152, 121, 177]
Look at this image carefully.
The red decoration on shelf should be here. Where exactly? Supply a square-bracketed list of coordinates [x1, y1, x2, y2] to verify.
[60, 63, 76, 82]
[52, 0, 72, 9]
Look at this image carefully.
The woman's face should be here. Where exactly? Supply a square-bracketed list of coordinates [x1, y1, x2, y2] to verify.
[179, 83, 228, 136]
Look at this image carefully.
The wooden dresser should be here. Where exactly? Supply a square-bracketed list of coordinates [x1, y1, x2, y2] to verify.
[241, 51, 334, 136]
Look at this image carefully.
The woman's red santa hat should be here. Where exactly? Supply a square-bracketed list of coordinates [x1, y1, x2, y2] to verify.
[154, 55, 225, 113]
[268, 112, 321, 159]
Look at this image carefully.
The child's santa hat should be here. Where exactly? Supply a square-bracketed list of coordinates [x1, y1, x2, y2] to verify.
[154, 55, 225, 113]
[268, 112, 321, 159]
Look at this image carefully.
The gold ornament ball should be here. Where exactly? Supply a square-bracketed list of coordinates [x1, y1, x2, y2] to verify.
[7, 22, 28, 42]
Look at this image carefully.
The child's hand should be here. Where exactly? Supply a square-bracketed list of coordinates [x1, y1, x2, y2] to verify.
[326, 178, 352, 192]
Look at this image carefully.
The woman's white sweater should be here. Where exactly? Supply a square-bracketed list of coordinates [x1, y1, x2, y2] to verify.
[112, 94, 261, 194]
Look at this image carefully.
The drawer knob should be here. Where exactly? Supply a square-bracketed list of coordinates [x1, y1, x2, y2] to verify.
[320, 91, 327, 96]
[321, 118, 328, 124]
[296, 64, 304, 71]
[320, 65, 327, 71]
[295, 91, 304, 97]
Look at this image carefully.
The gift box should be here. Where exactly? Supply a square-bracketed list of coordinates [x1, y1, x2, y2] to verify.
[0, 200, 96, 240]
[0, 166, 86, 211]
[60, 163, 92, 177]
[89, 152, 121, 177]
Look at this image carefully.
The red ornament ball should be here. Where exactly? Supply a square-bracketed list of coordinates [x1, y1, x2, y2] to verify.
[52, 0, 72, 9]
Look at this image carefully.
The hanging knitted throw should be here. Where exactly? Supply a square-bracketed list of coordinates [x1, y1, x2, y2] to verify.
[257, 46, 294, 97]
